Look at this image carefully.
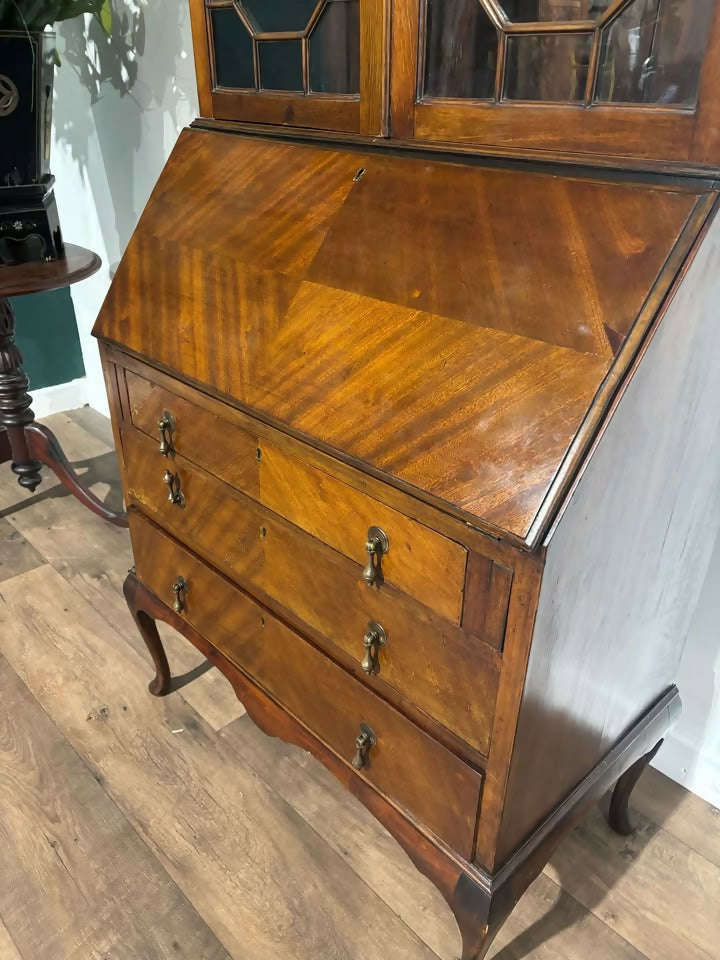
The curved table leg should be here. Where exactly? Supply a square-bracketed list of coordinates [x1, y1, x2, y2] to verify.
[25, 422, 128, 527]
[2, 296, 127, 526]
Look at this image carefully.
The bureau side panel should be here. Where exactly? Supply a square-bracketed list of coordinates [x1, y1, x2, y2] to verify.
[98, 343, 130, 502]
[496, 203, 720, 867]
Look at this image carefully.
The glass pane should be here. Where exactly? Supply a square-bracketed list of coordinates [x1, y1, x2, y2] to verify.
[424, 0, 498, 99]
[504, 32, 591, 100]
[596, 0, 714, 107]
[309, 0, 360, 93]
[499, 0, 612, 21]
[211, 7, 255, 89]
[258, 39, 304, 90]
[239, 0, 319, 32]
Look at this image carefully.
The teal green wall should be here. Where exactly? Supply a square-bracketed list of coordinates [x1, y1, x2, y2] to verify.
[10, 288, 85, 391]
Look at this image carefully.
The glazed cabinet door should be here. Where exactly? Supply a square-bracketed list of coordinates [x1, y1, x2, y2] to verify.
[391, 0, 720, 166]
[190, 0, 387, 134]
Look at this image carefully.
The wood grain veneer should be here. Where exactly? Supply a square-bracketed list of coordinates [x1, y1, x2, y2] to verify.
[93, 127, 710, 546]
[93, 12, 720, 953]
[496, 199, 720, 868]
[188, 0, 720, 172]
[130, 510, 485, 858]
[124, 368, 470, 624]
[0, 244, 100, 297]
[121, 423, 502, 758]
[189, 0, 387, 136]
[389, 0, 720, 170]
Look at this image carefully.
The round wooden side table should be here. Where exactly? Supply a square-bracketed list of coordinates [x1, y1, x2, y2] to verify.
[0, 244, 128, 527]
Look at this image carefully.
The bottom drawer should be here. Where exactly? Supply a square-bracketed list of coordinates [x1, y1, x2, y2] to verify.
[130, 510, 484, 858]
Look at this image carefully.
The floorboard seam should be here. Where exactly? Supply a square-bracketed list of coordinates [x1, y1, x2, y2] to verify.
[0, 600, 235, 960]
[0, 570, 441, 960]
[217, 721, 449, 959]
[538, 870, 655, 960]
[0, 907, 25, 960]
[0, 512, 226, 734]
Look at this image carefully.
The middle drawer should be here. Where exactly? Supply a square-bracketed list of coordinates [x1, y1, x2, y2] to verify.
[129, 510, 484, 859]
[122, 424, 499, 757]
[125, 368, 468, 624]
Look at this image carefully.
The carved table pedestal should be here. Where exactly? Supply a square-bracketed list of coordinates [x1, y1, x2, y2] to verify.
[0, 243, 127, 526]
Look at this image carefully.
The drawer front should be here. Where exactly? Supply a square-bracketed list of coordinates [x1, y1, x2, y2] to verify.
[122, 424, 500, 756]
[129, 511, 484, 858]
[125, 369, 468, 623]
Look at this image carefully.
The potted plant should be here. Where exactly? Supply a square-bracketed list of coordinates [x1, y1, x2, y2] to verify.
[0, 1, 111, 188]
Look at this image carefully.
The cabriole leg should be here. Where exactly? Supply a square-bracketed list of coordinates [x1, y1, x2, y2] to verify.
[608, 739, 663, 835]
[451, 873, 502, 960]
[123, 571, 172, 696]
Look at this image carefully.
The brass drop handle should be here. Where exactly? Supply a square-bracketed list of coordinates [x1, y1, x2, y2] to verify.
[351, 723, 377, 770]
[362, 621, 387, 674]
[171, 576, 187, 614]
[163, 469, 184, 506]
[157, 411, 174, 456]
[362, 526, 389, 586]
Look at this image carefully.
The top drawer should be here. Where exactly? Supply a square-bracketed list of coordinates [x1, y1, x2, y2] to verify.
[126, 370, 468, 624]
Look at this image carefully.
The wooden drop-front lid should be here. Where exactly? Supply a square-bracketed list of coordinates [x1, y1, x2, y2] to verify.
[94, 128, 716, 548]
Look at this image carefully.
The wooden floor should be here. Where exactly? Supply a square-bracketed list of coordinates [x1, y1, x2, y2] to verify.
[0, 410, 718, 960]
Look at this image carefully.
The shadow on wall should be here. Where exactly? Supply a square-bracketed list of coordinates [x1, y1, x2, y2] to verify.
[53, 0, 197, 270]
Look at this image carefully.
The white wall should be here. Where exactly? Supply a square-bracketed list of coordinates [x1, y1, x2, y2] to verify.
[654, 533, 720, 808]
[51, 0, 198, 415]
[50, 5, 720, 810]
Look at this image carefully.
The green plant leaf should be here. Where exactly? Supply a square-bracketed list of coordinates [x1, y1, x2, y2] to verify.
[98, 0, 110, 34]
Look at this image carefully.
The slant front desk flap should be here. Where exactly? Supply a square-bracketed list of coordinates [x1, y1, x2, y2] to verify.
[94, 127, 710, 545]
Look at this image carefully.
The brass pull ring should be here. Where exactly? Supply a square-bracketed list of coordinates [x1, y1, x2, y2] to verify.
[163, 469, 184, 506]
[362, 526, 389, 586]
[351, 722, 377, 770]
[157, 411, 175, 457]
[171, 576, 187, 614]
[362, 621, 387, 674]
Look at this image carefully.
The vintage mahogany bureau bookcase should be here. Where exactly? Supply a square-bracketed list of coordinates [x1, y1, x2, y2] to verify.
[93, 2, 720, 956]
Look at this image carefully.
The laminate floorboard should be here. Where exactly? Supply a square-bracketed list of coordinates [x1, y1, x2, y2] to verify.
[0, 916, 24, 960]
[0, 410, 717, 960]
[0, 564, 439, 960]
[0, 650, 230, 960]
[631, 765, 720, 868]
[545, 807, 720, 960]
[0, 518, 43, 583]
[220, 715, 651, 960]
